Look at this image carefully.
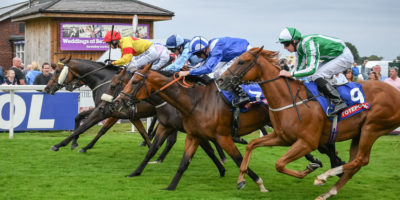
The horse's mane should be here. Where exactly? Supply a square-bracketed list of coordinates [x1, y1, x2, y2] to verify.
[70, 59, 120, 72]
[259, 49, 280, 65]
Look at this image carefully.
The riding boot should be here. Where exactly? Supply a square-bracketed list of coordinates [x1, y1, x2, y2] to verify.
[315, 78, 347, 116]
[231, 84, 250, 107]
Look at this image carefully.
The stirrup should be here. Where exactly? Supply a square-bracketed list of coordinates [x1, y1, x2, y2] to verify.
[328, 102, 347, 116]
[233, 97, 250, 107]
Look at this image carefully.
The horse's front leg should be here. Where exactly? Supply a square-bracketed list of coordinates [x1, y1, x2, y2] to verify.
[199, 140, 226, 177]
[129, 118, 151, 147]
[237, 132, 288, 191]
[164, 134, 200, 190]
[152, 131, 177, 163]
[71, 108, 94, 150]
[50, 111, 106, 151]
[78, 117, 119, 153]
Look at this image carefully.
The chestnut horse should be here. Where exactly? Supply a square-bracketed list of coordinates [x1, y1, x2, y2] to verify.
[218, 47, 400, 199]
[44, 58, 152, 151]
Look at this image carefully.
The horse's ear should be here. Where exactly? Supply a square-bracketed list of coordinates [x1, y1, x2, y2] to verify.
[118, 67, 126, 77]
[256, 46, 264, 54]
[65, 55, 72, 64]
[143, 63, 151, 72]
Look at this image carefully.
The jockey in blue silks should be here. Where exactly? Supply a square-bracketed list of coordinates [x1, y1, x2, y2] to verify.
[163, 34, 204, 72]
[178, 36, 253, 107]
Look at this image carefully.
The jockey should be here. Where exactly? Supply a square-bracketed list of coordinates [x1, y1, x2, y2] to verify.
[278, 27, 354, 116]
[162, 34, 203, 72]
[103, 30, 170, 71]
[178, 36, 251, 107]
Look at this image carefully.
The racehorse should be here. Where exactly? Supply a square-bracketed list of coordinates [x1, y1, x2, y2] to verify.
[107, 68, 227, 176]
[218, 47, 400, 199]
[44, 58, 153, 150]
[114, 64, 319, 191]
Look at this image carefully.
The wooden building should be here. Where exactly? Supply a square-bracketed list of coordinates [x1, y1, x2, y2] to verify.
[0, 2, 29, 69]
[10, 0, 174, 66]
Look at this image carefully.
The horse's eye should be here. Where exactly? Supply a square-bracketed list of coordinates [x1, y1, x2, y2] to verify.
[238, 60, 245, 65]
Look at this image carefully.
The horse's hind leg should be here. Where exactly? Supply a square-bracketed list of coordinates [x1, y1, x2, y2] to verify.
[211, 140, 227, 164]
[153, 131, 177, 163]
[215, 135, 268, 192]
[199, 140, 226, 177]
[314, 131, 383, 200]
[78, 117, 119, 153]
[130, 118, 151, 147]
[127, 124, 172, 177]
[71, 109, 94, 150]
[164, 135, 200, 190]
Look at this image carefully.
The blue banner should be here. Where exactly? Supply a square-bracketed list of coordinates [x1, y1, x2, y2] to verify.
[0, 92, 78, 131]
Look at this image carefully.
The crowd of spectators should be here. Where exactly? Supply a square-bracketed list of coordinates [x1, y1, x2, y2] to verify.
[1, 57, 53, 86]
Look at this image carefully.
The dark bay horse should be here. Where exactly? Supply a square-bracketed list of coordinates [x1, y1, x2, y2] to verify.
[115, 65, 277, 191]
[218, 47, 400, 199]
[44, 58, 152, 151]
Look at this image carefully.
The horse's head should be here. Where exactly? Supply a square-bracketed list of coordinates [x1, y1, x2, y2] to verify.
[45, 56, 75, 94]
[98, 67, 132, 115]
[114, 64, 153, 108]
[218, 47, 280, 91]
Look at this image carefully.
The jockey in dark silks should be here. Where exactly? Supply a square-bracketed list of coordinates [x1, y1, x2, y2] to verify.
[178, 36, 253, 107]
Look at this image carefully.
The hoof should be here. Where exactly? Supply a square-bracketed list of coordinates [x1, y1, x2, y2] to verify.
[314, 177, 326, 186]
[219, 169, 226, 177]
[237, 181, 246, 190]
[315, 196, 324, 200]
[71, 143, 78, 150]
[126, 172, 141, 177]
[139, 141, 146, 146]
[307, 163, 322, 171]
[163, 186, 175, 191]
[148, 160, 161, 164]
[50, 146, 59, 151]
[78, 148, 87, 153]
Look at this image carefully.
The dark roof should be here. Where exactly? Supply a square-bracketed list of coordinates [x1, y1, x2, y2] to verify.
[12, 0, 174, 19]
[0, 1, 29, 21]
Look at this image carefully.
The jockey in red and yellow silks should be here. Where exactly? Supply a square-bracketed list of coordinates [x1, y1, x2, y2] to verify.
[104, 30, 169, 71]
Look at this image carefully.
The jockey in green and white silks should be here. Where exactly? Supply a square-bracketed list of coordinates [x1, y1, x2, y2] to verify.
[278, 27, 354, 116]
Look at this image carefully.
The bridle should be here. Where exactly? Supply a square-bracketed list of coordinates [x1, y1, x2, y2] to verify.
[119, 70, 194, 108]
[224, 49, 309, 121]
[225, 50, 281, 86]
[56, 61, 111, 92]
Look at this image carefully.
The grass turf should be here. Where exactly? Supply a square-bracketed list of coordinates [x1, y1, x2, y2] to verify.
[0, 123, 399, 200]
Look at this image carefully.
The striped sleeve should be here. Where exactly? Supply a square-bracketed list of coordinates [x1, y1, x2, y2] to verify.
[293, 38, 320, 77]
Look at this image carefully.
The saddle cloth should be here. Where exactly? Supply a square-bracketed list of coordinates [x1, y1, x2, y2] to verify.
[221, 83, 268, 112]
[304, 82, 370, 121]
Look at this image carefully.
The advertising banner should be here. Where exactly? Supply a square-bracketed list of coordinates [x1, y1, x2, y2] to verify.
[60, 22, 149, 51]
[0, 92, 79, 131]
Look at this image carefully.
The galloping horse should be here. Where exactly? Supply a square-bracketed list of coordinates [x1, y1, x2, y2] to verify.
[218, 47, 400, 199]
[115, 65, 286, 191]
[44, 58, 153, 151]
[107, 68, 227, 176]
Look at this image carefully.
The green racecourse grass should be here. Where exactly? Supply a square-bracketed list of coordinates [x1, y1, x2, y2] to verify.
[1, 123, 399, 200]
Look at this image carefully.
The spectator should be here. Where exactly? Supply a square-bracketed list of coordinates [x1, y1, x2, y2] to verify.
[384, 67, 400, 91]
[0, 66, 4, 85]
[372, 65, 387, 81]
[26, 61, 42, 85]
[10, 57, 26, 85]
[351, 62, 359, 81]
[33, 62, 53, 85]
[3, 69, 18, 85]
[368, 71, 379, 81]
[344, 69, 353, 82]
[360, 60, 369, 80]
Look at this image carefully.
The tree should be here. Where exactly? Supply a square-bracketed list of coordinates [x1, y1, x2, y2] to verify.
[396, 55, 400, 61]
[345, 42, 360, 64]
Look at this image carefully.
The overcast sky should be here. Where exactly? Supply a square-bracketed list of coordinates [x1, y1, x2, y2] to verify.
[1, 0, 399, 60]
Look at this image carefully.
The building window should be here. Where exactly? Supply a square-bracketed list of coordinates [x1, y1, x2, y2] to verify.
[15, 42, 25, 62]
[19, 23, 25, 33]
